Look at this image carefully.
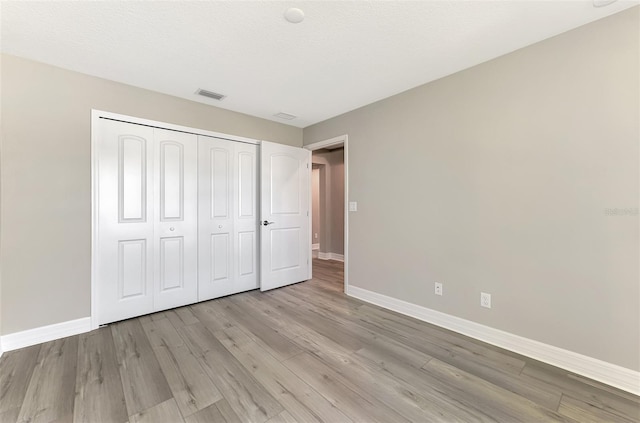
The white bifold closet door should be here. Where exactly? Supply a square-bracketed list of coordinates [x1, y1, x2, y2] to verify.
[96, 120, 197, 325]
[198, 136, 259, 301]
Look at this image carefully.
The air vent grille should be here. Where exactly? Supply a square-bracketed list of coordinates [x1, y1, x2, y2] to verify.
[196, 89, 226, 101]
[274, 112, 297, 120]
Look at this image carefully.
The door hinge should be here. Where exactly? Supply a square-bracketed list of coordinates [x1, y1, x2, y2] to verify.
[307, 211, 309, 217]
[307, 163, 309, 169]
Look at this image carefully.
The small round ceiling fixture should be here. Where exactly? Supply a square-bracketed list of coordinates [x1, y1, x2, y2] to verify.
[284, 8, 305, 24]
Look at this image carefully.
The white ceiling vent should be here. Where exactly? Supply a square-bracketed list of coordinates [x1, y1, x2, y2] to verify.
[196, 89, 226, 101]
[274, 112, 297, 120]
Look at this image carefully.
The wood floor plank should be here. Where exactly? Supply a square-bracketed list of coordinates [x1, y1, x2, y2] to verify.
[213, 399, 243, 423]
[521, 360, 640, 421]
[356, 343, 562, 413]
[189, 300, 236, 332]
[287, 284, 527, 379]
[266, 410, 298, 423]
[289, 278, 357, 307]
[294, 329, 480, 422]
[129, 398, 184, 423]
[283, 352, 410, 423]
[214, 297, 303, 361]
[229, 292, 308, 340]
[271, 290, 433, 368]
[358, 303, 527, 374]
[166, 308, 199, 328]
[183, 401, 226, 423]
[287, 279, 360, 314]
[111, 319, 173, 417]
[300, 273, 525, 377]
[73, 328, 128, 423]
[180, 323, 283, 423]
[184, 399, 242, 423]
[422, 358, 575, 422]
[141, 318, 222, 417]
[216, 326, 353, 423]
[141, 317, 184, 349]
[16, 337, 78, 423]
[183, 399, 242, 423]
[0, 345, 41, 423]
[325, 297, 528, 380]
[258, 291, 366, 352]
[558, 395, 637, 423]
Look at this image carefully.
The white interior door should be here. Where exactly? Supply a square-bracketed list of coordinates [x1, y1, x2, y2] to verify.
[153, 128, 198, 311]
[198, 136, 258, 300]
[260, 140, 311, 291]
[97, 120, 155, 324]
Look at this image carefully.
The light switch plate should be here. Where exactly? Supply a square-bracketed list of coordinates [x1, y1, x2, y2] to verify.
[349, 201, 358, 212]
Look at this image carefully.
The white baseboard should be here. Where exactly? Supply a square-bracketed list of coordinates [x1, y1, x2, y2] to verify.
[347, 285, 640, 396]
[318, 252, 344, 262]
[1, 317, 92, 352]
[312, 243, 320, 250]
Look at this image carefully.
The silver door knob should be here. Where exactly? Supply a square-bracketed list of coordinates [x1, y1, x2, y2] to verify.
[169, 227, 175, 231]
[262, 220, 275, 226]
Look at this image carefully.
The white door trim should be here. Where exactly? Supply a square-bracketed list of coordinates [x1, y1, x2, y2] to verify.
[304, 135, 349, 293]
[91, 109, 260, 329]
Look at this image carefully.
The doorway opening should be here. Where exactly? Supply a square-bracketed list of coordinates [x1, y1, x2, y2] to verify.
[305, 135, 348, 293]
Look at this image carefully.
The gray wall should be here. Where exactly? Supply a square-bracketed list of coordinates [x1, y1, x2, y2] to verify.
[0, 54, 302, 335]
[312, 148, 345, 255]
[304, 8, 639, 371]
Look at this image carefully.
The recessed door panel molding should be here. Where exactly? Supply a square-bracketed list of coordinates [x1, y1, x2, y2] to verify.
[211, 147, 231, 219]
[238, 231, 255, 277]
[118, 135, 147, 222]
[118, 239, 147, 299]
[270, 154, 301, 215]
[159, 141, 184, 221]
[238, 151, 255, 219]
[211, 233, 230, 282]
[261, 141, 311, 291]
[270, 228, 301, 272]
[159, 236, 184, 291]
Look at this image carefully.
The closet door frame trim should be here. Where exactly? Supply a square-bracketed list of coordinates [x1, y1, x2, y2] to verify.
[91, 109, 259, 330]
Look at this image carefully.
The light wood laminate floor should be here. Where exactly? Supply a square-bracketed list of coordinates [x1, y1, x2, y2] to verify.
[1, 259, 639, 422]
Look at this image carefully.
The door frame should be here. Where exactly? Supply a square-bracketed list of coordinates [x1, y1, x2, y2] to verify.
[90, 109, 259, 330]
[304, 135, 349, 293]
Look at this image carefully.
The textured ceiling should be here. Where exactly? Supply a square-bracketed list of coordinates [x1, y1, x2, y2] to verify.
[1, 1, 637, 128]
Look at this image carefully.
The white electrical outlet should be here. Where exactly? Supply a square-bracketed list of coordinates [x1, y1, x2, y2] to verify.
[434, 282, 443, 296]
[314, 233, 318, 239]
[481, 292, 491, 308]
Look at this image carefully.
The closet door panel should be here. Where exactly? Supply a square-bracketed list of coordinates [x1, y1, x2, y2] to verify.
[153, 128, 198, 311]
[198, 136, 234, 300]
[235, 143, 259, 291]
[97, 120, 154, 325]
